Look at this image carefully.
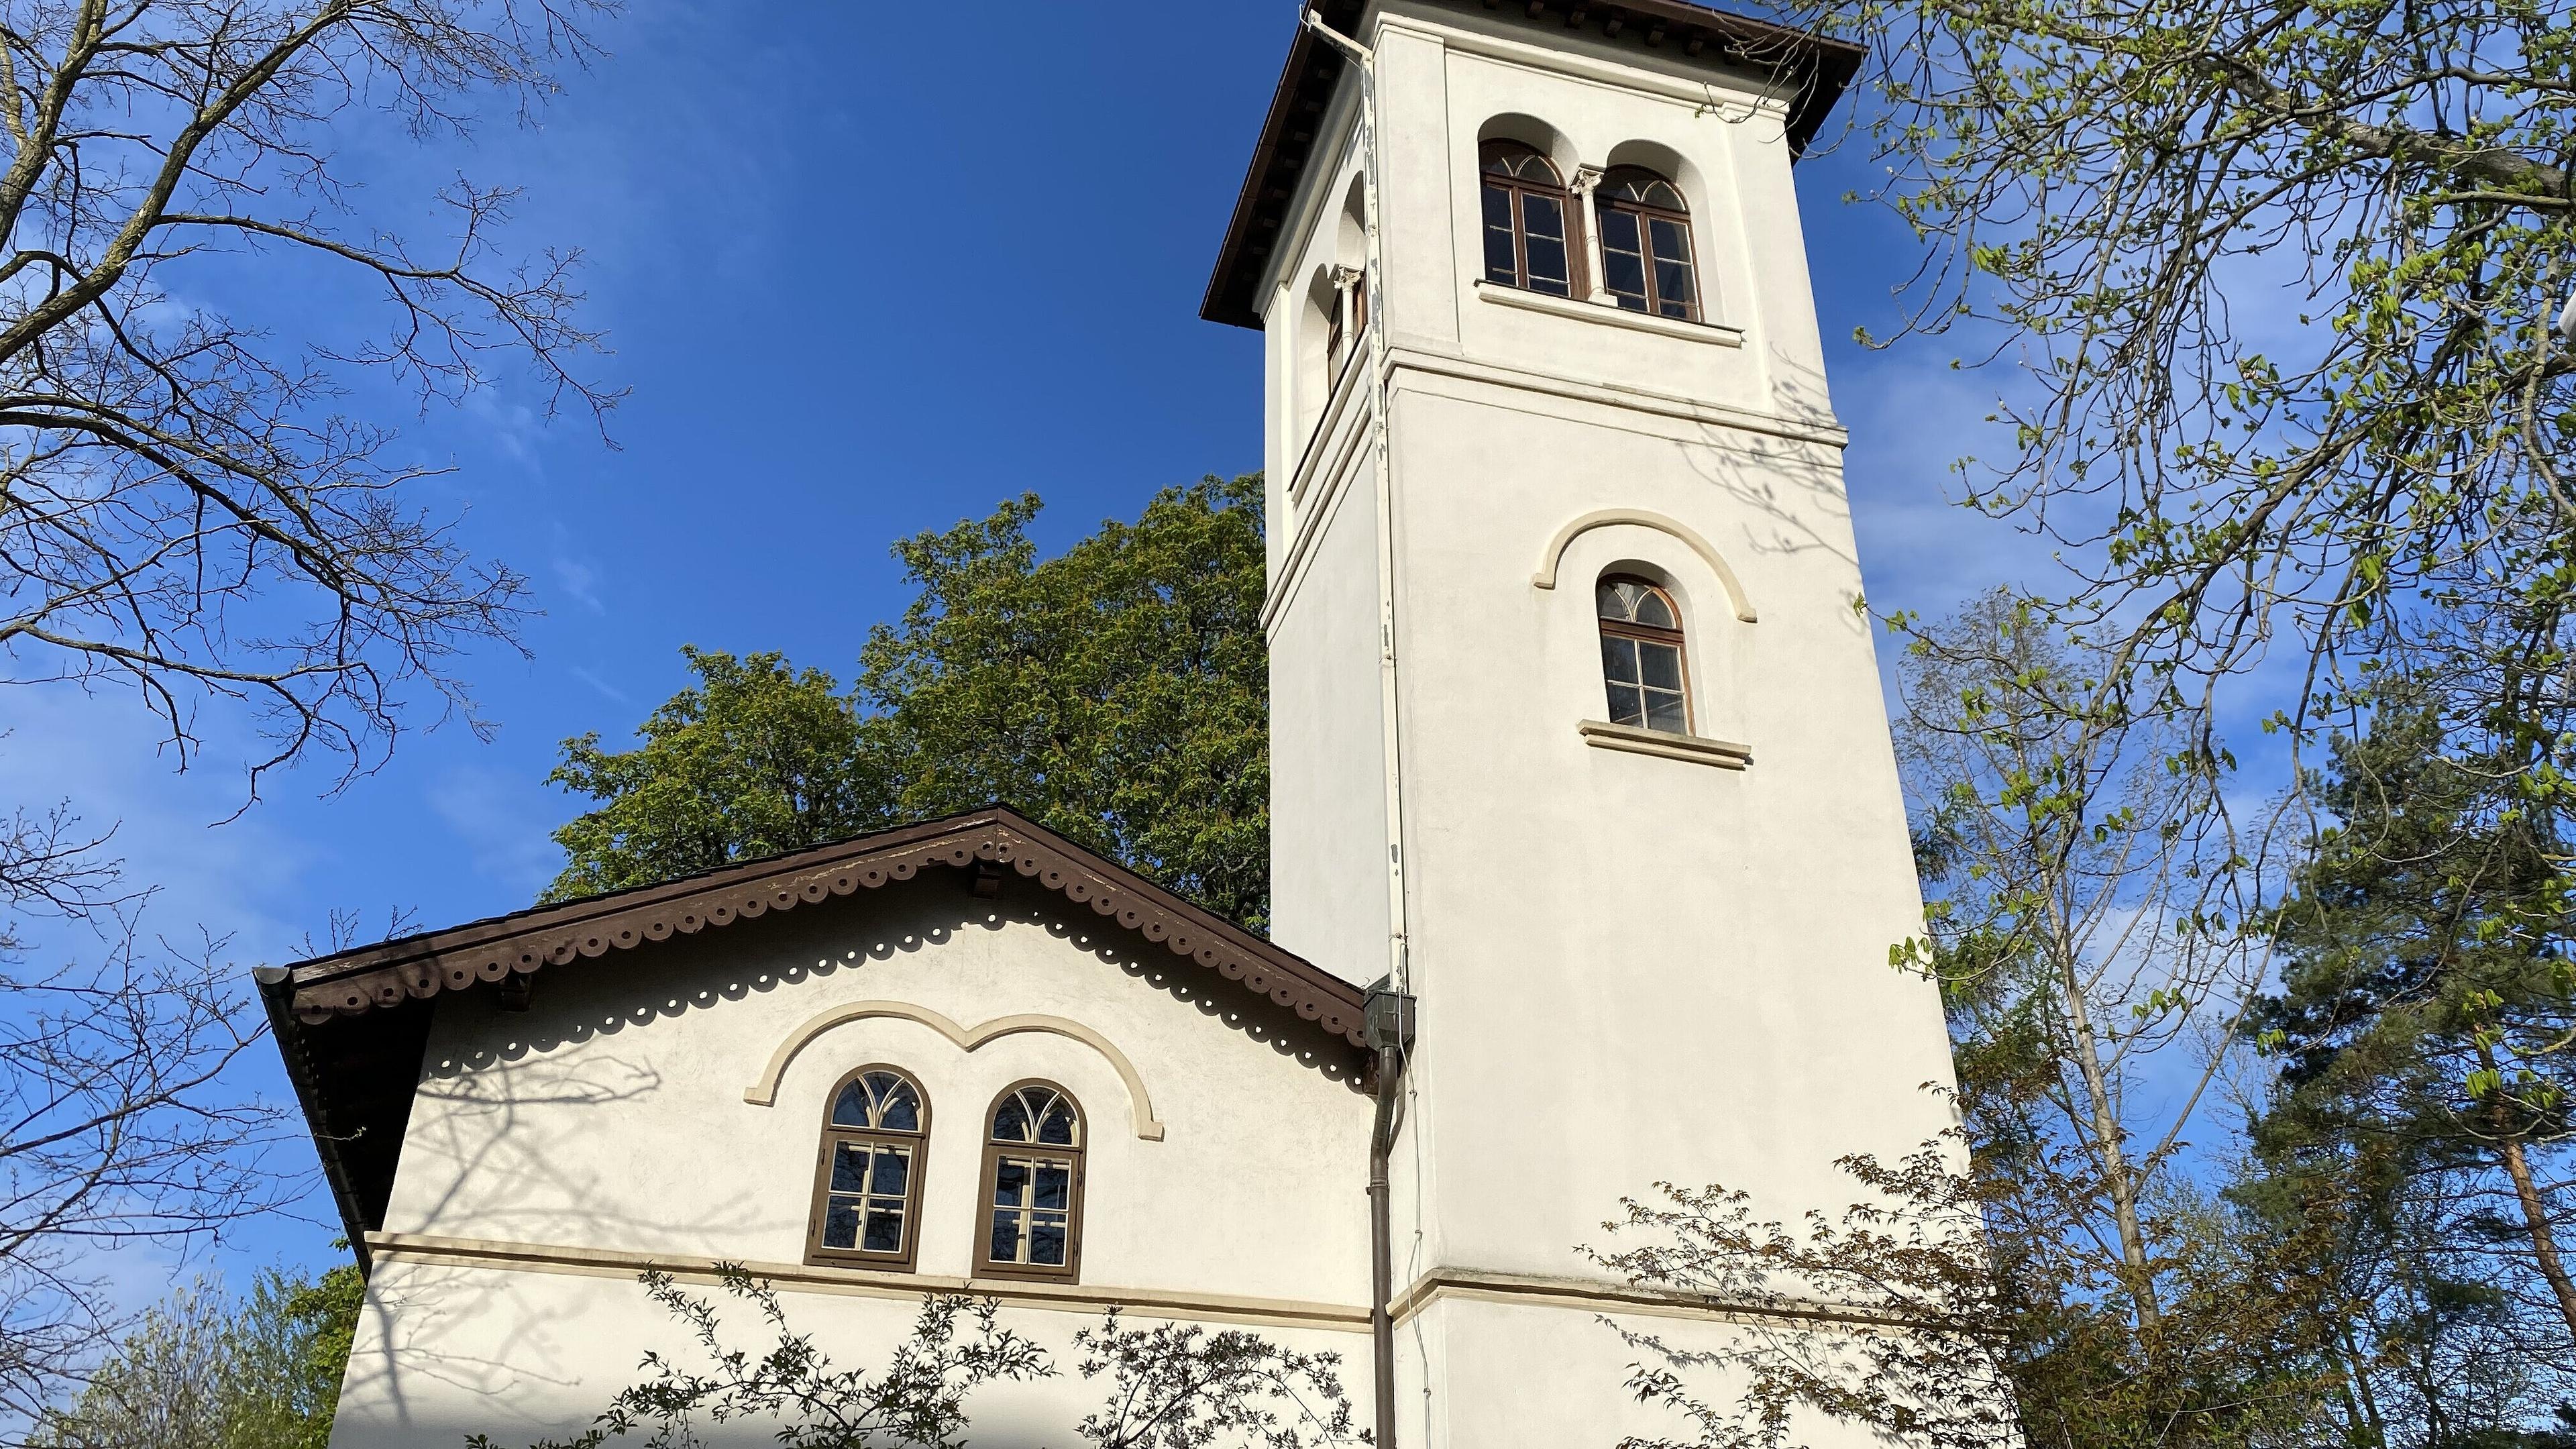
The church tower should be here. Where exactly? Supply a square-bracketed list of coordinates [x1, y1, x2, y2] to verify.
[1205, 1, 1956, 1442]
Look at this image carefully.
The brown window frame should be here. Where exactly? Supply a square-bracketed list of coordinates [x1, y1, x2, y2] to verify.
[804, 1064, 932, 1273]
[972, 1079, 1087, 1283]
[1479, 140, 1577, 299]
[1597, 575, 1693, 735]
[1593, 166, 1700, 321]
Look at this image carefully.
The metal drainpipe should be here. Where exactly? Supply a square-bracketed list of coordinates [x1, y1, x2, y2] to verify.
[1364, 985, 1416, 1449]
[1301, 12, 1413, 1446]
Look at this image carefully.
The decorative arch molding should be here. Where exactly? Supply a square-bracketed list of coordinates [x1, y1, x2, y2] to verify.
[744, 1000, 1167, 1142]
[1531, 508, 1759, 623]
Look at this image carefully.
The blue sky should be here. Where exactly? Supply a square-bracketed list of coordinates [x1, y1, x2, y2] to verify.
[1, 1, 2027, 1288]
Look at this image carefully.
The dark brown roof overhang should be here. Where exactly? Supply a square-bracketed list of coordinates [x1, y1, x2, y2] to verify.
[1200, 0, 1866, 329]
[255, 806, 1370, 1271]
[266, 805, 1366, 1043]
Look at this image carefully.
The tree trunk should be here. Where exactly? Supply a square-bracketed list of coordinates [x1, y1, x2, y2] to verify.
[2497, 1131, 2576, 1343]
[2051, 918, 2161, 1334]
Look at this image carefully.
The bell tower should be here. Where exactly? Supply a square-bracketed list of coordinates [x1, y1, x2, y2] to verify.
[1204, 2, 1955, 1442]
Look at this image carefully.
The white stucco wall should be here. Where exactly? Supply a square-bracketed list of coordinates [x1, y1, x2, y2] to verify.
[1256, 5, 1960, 1448]
[330, 876, 1373, 1447]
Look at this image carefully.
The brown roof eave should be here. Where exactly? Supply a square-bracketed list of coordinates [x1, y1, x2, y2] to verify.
[275, 806, 1370, 1049]
[1200, 0, 1866, 330]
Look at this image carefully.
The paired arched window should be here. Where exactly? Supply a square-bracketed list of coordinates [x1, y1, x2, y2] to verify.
[1599, 576, 1690, 734]
[803, 1071, 1091, 1281]
[1479, 141, 1572, 297]
[809, 1066, 930, 1268]
[977, 1081, 1085, 1279]
[1593, 167, 1698, 320]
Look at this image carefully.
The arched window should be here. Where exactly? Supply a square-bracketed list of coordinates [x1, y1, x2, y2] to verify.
[1593, 167, 1697, 320]
[1479, 140, 1572, 298]
[1598, 576, 1690, 734]
[975, 1081, 1085, 1280]
[809, 1066, 930, 1269]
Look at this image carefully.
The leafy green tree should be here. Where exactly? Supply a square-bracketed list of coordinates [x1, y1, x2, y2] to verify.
[545, 475, 1270, 926]
[855, 475, 1269, 927]
[2250, 686, 2576, 1394]
[1785, 0, 2575, 819]
[32, 1261, 366, 1449]
[543, 650, 894, 903]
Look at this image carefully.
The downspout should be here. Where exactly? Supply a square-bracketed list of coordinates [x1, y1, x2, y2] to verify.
[1301, 13, 1413, 1446]
[1364, 983, 1417, 1449]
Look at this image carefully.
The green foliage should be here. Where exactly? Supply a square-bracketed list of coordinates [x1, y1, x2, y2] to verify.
[1786, 0, 2576, 898]
[31, 1261, 366, 1449]
[2243, 680, 2576, 1428]
[543, 649, 890, 904]
[543, 475, 1270, 925]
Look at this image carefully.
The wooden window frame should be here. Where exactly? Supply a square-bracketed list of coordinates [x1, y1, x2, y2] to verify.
[1479, 141, 1577, 299]
[1593, 167, 1699, 321]
[972, 1079, 1087, 1284]
[1597, 575, 1693, 735]
[804, 1064, 931, 1273]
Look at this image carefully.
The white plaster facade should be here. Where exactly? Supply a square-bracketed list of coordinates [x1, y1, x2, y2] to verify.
[323, 877, 1376, 1447]
[1254, 3, 1957, 1446]
[277, 3, 1959, 1446]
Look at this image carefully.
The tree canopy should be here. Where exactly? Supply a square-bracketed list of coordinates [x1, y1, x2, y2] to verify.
[545, 475, 1271, 926]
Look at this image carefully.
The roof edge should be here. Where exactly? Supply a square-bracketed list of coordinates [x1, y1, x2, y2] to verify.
[1201, 0, 1865, 329]
[275, 806, 1368, 1049]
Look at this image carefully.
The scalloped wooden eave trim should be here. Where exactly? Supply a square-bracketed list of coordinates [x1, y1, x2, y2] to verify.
[284, 822, 1366, 1049]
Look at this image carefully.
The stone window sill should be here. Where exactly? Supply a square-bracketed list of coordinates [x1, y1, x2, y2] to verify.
[1474, 280, 1745, 347]
[1578, 719, 1752, 769]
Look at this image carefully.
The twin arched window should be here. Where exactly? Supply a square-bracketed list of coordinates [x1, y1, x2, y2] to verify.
[806, 1068, 1087, 1280]
[1599, 576, 1690, 734]
[1479, 141, 1700, 322]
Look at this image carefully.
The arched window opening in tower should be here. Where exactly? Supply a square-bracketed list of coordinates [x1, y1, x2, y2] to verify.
[977, 1081, 1085, 1280]
[1479, 140, 1572, 297]
[808, 1065, 930, 1269]
[1598, 575, 1690, 734]
[1593, 166, 1698, 320]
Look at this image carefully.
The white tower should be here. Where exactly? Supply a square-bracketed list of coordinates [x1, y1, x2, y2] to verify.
[1204, 1, 1957, 1442]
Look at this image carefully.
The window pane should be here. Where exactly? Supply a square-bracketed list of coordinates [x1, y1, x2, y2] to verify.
[994, 1157, 1030, 1207]
[1031, 1217, 1069, 1267]
[822, 1197, 863, 1250]
[1596, 207, 1641, 256]
[1655, 262, 1695, 317]
[1602, 636, 1640, 684]
[830, 1079, 870, 1128]
[992, 1094, 1030, 1143]
[1035, 1162, 1071, 1212]
[1038, 1099, 1077, 1146]
[989, 1210, 1021, 1263]
[871, 1144, 911, 1196]
[1602, 250, 1647, 307]
[1482, 185, 1517, 283]
[1646, 690, 1688, 734]
[1522, 196, 1569, 295]
[830, 1142, 871, 1193]
[1648, 216, 1691, 264]
[878, 1081, 920, 1132]
[863, 1208, 905, 1254]
[1606, 682, 1646, 727]
[1630, 588, 1675, 629]
[1640, 641, 1684, 692]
